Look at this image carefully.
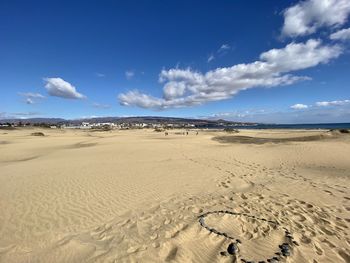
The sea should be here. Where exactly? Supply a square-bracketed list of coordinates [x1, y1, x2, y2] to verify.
[231, 123, 350, 130]
[204, 123, 350, 130]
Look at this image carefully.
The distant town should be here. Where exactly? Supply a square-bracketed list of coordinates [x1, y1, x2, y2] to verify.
[0, 116, 257, 130]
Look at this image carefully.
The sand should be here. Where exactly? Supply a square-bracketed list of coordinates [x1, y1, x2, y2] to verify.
[0, 128, 349, 263]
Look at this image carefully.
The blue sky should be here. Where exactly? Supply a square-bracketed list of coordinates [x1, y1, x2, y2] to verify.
[1, 0, 350, 123]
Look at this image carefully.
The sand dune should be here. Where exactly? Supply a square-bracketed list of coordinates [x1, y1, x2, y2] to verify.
[213, 130, 341, 144]
[0, 128, 349, 262]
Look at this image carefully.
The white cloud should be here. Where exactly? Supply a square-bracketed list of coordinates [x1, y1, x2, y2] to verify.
[291, 103, 308, 109]
[26, 98, 34, 104]
[125, 70, 135, 80]
[119, 90, 164, 109]
[282, 0, 350, 37]
[207, 54, 215, 63]
[44, 78, 86, 99]
[119, 39, 342, 109]
[0, 112, 42, 119]
[218, 44, 230, 52]
[260, 39, 341, 70]
[95, 73, 105, 77]
[207, 101, 350, 124]
[12, 112, 41, 117]
[92, 102, 111, 109]
[330, 27, 350, 40]
[80, 115, 101, 119]
[18, 92, 45, 104]
[18, 92, 45, 99]
[208, 44, 231, 63]
[316, 99, 350, 106]
[208, 109, 266, 120]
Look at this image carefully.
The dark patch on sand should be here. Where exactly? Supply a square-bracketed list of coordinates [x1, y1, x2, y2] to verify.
[213, 133, 337, 145]
[0, 127, 16, 130]
[330, 129, 350, 134]
[31, 132, 45, 136]
[2, 155, 41, 163]
[66, 142, 98, 149]
[17, 156, 41, 162]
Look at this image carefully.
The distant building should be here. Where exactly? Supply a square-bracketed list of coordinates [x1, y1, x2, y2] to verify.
[80, 122, 91, 129]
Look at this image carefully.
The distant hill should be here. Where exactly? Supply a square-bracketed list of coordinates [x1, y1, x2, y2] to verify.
[0, 118, 66, 124]
[0, 116, 257, 127]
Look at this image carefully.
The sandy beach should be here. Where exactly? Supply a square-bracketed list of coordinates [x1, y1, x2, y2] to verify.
[0, 128, 349, 263]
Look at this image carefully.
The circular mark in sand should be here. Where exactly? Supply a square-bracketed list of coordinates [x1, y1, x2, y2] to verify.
[198, 210, 298, 262]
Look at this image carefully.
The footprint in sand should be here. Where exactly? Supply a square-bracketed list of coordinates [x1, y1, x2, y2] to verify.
[127, 246, 140, 254]
[313, 241, 324, 256]
[198, 211, 294, 262]
[159, 243, 178, 261]
[338, 249, 350, 263]
[300, 235, 312, 244]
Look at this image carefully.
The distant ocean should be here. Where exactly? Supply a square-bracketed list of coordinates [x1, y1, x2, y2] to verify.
[229, 123, 350, 130]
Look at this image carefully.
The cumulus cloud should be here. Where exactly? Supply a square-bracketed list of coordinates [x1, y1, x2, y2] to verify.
[119, 39, 342, 109]
[18, 92, 45, 104]
[125, 70, 135, 80]
[92, 102, 111, 109]
[282, 0, 350, 37]
[316, 99, 350, 106]
[44, 78, 86, 99]
[330, 28, 350, 40]
[119, 90, 164, 109]
[291, 103, 308, 109]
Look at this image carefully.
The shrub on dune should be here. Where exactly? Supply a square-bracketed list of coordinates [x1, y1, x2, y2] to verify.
[31, 132, 45, 136]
